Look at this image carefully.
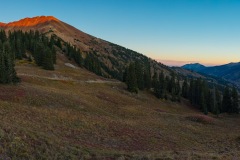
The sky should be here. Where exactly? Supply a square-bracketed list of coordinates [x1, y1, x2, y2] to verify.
[0, 0, 240, 66]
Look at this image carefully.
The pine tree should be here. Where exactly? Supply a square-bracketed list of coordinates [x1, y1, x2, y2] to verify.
[222, 86, 232, 113]
[143, 67, 151, 89]
[176, 78, 181, 102]
[206, 90, 214, 113]
[135, 61, 144, 90]
[0, 41, 19, 84]
[213, 87, 221, 116]
[189, 78, 194, 104]
[0, 41, 6, 83]
[126, 63, 138, 93]
[201, 92, 208, 115]
[152, 72, 158, 90]
[182, 78, 188, 98]
[42, 47, 54, 70]
[159, 71, 165, 99]
[231, 86, 239, 113]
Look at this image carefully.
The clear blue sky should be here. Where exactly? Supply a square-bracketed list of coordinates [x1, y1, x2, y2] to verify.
[1, 0, 240, 66]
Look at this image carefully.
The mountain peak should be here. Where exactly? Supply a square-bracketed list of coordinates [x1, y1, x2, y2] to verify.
[182, 63, 206, 72]
[0, 22, 6, 27]
[0, 16, 60, 27]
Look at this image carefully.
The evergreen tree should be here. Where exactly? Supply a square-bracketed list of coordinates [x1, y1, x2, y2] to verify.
[152, 72, 158, 90]
[213, 87, 221, 116]
[135, 61, 144, 90]
[222, 86, 232, 113]
[206, 90, 214, 113]
[201, 91, 208, 115]
[0, 41, 19, 84]
[189, 78, 195, 104]
[42, 47, 54, 70]
[158, 71, 165, 99]
[143, 67, 151, 89]
[126, 63, 138, 93]
[182, 78, 188, 98]
[231, 86, 239, 113]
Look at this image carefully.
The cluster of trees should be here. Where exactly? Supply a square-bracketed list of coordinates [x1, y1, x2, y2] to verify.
[0, 29, 62, 84]
[183, 78, 239, 114]
[124, 61, 239, 115]
[0, 29, 105, 83]
[7, 30, 57, 70]
[0, 40, 19, 83]
[124, 62, 181, 101]
[84, 53, 102, 76]
[123, 61, 151, 93]
[63, 42, 83, 67]
[152, 72, 181, 101]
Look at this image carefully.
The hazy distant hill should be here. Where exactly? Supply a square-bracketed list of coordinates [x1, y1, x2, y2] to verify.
[182, 63, 206, 72]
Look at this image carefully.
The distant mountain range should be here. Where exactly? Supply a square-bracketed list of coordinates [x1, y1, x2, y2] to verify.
[182, 62, 240, 88]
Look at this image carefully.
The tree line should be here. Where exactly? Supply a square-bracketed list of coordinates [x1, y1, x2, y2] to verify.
[124, 61, 239, 115]
[0, 29, 57, 81]
[0, 30, 106, 84]
[0, 29, 239, 115]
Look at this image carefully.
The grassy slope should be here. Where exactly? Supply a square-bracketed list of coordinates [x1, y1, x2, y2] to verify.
[0, 54, 240, 159]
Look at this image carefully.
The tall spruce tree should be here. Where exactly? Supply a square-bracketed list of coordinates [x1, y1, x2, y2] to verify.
[222, 86, 232, 113]
[135, 61, 144, 90]
[0, 41, 19, 84]
[42, 47, 54, 70]
[182, 78, 188, 98]
[231, 86, 239, 113]
[126, 63, 138, 93]
[143, 67, 151, 89]
[213, 87, 221, 116]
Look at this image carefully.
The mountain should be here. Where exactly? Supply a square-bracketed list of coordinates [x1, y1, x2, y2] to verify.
[0, 16, 171, 79]
[182, 63, 206, 72]
[0, 47, 238, 159]
[182, 62, 240, 88]
[201, 62, 240, 87]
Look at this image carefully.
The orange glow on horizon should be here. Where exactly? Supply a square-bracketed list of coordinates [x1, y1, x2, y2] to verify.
[0, 16, 59, 27]
[156, 59, 239, 67]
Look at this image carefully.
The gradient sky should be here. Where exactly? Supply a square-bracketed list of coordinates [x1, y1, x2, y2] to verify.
[0, 0, 240, 66]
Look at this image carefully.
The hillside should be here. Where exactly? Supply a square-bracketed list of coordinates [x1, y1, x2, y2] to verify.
[182, 62, 240, 88]
[201, 62, 240, 87]
[0, 53, 239, 159]
[0, 16, 171, 80]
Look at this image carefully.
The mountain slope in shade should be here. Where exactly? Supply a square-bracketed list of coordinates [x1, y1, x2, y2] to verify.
[182, 62, 240, 88]
[182, 63, 206, 72]
[200, 62, 240, 87]
[0, 16, 171, 79]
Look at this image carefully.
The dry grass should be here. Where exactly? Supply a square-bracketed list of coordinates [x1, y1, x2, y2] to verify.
[186, 114, 216, 124]
[0, 54, 239, 159]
